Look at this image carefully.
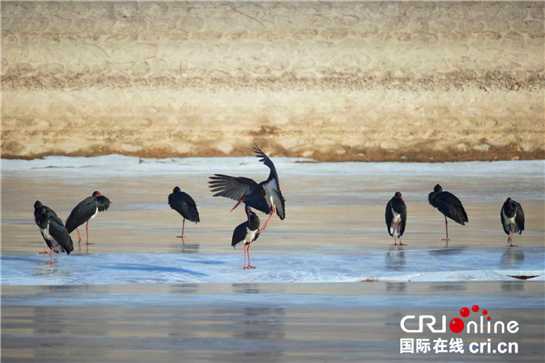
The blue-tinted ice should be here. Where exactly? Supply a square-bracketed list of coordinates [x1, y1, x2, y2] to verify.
[2, 247, 543, 286]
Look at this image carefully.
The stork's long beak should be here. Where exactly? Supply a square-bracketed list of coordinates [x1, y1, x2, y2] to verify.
[230, 200, 243, 212]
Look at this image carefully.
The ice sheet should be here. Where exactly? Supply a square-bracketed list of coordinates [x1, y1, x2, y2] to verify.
[2, 247, 543, 286]
[2, 154, 544, 179]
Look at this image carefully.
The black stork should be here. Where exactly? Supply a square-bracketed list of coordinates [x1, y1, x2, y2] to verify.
[232, 205, 261, 269]
[35, 208, 74, 265]
[385, 192, 407, 246]
[208, 175, 271, 223]
[209, 145, 285, 232]
[168, 186, 200, 238]
[34, 201, 58, 254]
[65, 191, 112, 246]
[501, 197, 525, 247]
[428, 184, 468, 246]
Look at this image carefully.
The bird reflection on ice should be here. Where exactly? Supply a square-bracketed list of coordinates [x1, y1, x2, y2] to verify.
[500, 248, 525, 268]
[385, 247, 405, 271]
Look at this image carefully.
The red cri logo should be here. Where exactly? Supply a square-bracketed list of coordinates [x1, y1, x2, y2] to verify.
[449, 305, 492, 334]
[401, 305, 518, 335]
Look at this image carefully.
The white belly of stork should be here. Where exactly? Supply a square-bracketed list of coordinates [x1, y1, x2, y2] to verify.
[245, 228, 257, 244]
[41, 225, 53, 243]
[391, 208, 402, 236]
[42, 224, 62, 252]
[89, 207, 99, 221]
[502, 209, 518, 232]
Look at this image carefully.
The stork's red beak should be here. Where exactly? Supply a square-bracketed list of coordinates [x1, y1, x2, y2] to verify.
[230, 200, 243, 212]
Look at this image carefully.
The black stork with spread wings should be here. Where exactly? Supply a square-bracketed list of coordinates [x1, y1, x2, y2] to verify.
[168, 186, 200, 238]
[209, 145, 285, 232]
[35, 208, 74, 265]
[65, 191, 112, 246]
[501, 198, 525, 247]
[385, 192, 407, 246]
[428, 184, 468, 246]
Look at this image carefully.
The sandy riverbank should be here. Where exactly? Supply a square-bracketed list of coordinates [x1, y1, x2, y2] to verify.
[2, 1, 544, 161]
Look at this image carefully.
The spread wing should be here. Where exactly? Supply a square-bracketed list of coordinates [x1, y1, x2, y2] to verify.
[49, 217, 74, 255]
[244, 194, 270, 215]
[274, 190, 286, 220]
[254, 145, 279, 185]
[208, 174, 259, 201]
[385, 199, 394, 236]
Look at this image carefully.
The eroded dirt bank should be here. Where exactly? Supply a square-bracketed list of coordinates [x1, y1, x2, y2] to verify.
[2, 1, 544, 161]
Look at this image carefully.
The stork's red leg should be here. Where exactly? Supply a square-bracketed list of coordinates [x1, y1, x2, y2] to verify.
[441, 216, 450, 246]
[75, 228, 81, 252]
[390, 222, 398, 246]
[85, 221, 95, 245]
[398, 224, 406, 246]
[508, 227, 517, 247]
[49, 248, 54, 266]
[39, 241, 48, 254]
[243, 243, 247, 270]
[259, 207, 275, 233]
[177, 219, 186, 238]
[247, 243, 256, 269]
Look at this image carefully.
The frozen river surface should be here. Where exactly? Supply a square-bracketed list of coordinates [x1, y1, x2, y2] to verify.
[2, 247, 543, 287]
[2, 156, 544, 362]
